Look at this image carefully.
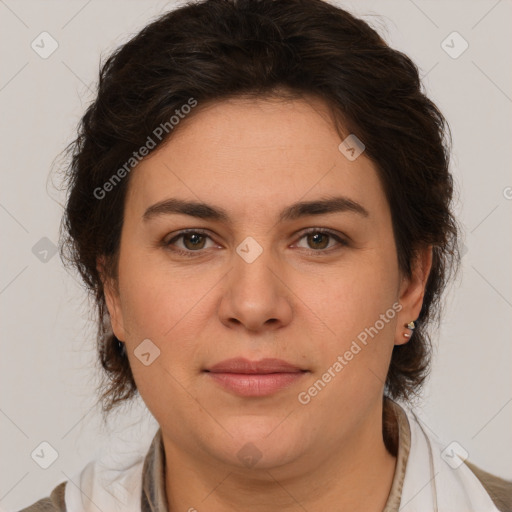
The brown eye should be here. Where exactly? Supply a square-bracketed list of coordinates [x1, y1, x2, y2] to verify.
[305, 232, 330, 250]
[164, 229, 216, 256]
[181, 233, 207, 250]
[295, 229, 347, 253]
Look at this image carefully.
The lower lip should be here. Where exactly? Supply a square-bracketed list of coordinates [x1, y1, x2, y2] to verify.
[205, 372, 307, 397]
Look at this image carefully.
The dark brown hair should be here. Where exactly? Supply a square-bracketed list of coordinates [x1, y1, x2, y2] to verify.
[58, 0, 461, 418]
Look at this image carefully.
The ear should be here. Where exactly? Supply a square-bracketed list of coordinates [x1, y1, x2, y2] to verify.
[97, 255, 127, 342]
[395, 245, 433, 346]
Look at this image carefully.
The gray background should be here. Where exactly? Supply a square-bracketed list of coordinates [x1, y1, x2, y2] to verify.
[1, 0, 511, 509]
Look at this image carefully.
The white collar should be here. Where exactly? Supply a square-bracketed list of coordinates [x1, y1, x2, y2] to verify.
[64, 401, 500, 512]
[398, 402, 500, 511]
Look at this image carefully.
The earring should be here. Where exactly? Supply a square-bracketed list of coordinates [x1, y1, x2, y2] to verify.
[403, 321, 416, 339]
[117, 339, 126, 357]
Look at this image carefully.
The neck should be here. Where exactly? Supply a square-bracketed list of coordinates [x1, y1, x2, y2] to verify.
[163, 399, 397, 512]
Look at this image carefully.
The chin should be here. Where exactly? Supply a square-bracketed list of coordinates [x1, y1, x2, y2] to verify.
[215, 417, 305, 469]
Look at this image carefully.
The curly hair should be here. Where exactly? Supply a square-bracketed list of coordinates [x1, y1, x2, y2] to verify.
[58, 0, 461, 418]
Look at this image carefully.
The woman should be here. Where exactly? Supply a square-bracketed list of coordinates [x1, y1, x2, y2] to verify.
[19, 0, 511, 510]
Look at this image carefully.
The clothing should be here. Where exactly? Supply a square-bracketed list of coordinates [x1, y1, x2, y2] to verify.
[16, 398, 512, 512]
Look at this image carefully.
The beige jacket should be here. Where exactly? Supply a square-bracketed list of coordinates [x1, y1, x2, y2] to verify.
[17, 398, 512, 512]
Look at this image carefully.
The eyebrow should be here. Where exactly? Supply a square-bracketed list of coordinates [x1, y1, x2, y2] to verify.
[142, 195, 369, 223]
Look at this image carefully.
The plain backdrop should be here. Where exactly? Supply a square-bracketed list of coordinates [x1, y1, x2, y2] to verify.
[1, 0, 511, 509]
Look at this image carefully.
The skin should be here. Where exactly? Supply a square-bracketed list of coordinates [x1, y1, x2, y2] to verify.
[100, 95, 432, 512]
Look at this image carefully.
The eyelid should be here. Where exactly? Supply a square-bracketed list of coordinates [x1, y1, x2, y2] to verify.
[292, 227, 348, 253]
[163, 227, 349, 255]
[163, 228, 213, 249]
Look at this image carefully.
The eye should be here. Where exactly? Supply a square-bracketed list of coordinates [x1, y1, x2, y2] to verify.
[163, 228, 348, 257]
[294, 228, 348, 253]
[164, 229, 217, 256]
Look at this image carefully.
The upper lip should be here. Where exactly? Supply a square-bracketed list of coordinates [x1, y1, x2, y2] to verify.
[205, 358, 305, 374]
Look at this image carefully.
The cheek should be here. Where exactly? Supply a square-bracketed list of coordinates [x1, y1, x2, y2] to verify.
[117, 253, 219, 370]
[119, 260, 206, 411]
[302, 273, 398, 416]
[312, 250, 399, 362]
[117, 249, 191, 337]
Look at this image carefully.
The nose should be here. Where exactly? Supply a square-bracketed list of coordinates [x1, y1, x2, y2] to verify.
[218, 246, 293, 333]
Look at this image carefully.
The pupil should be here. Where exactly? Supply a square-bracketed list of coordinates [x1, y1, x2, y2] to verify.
[186, 234, 203, 249]
[310, 233, 328, 249]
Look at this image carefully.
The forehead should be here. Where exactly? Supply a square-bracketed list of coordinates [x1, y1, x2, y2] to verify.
[125, 96, 387, 221]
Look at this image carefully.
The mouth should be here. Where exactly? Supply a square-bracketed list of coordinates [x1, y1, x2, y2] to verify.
[203, 358, 309, 397]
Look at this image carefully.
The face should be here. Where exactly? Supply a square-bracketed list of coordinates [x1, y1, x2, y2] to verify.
[102, 95, 431, 474]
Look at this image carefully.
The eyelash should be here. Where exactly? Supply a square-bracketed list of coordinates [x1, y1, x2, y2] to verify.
[163, 228, 348, 258]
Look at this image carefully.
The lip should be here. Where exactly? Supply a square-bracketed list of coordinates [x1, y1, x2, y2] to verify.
[206, 357, 305, 374]
[204, 358, 308, 397]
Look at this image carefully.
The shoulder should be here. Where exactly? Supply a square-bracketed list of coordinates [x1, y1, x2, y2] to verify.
[16, 481, 67, 512]
[464, 460, 512, 512]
